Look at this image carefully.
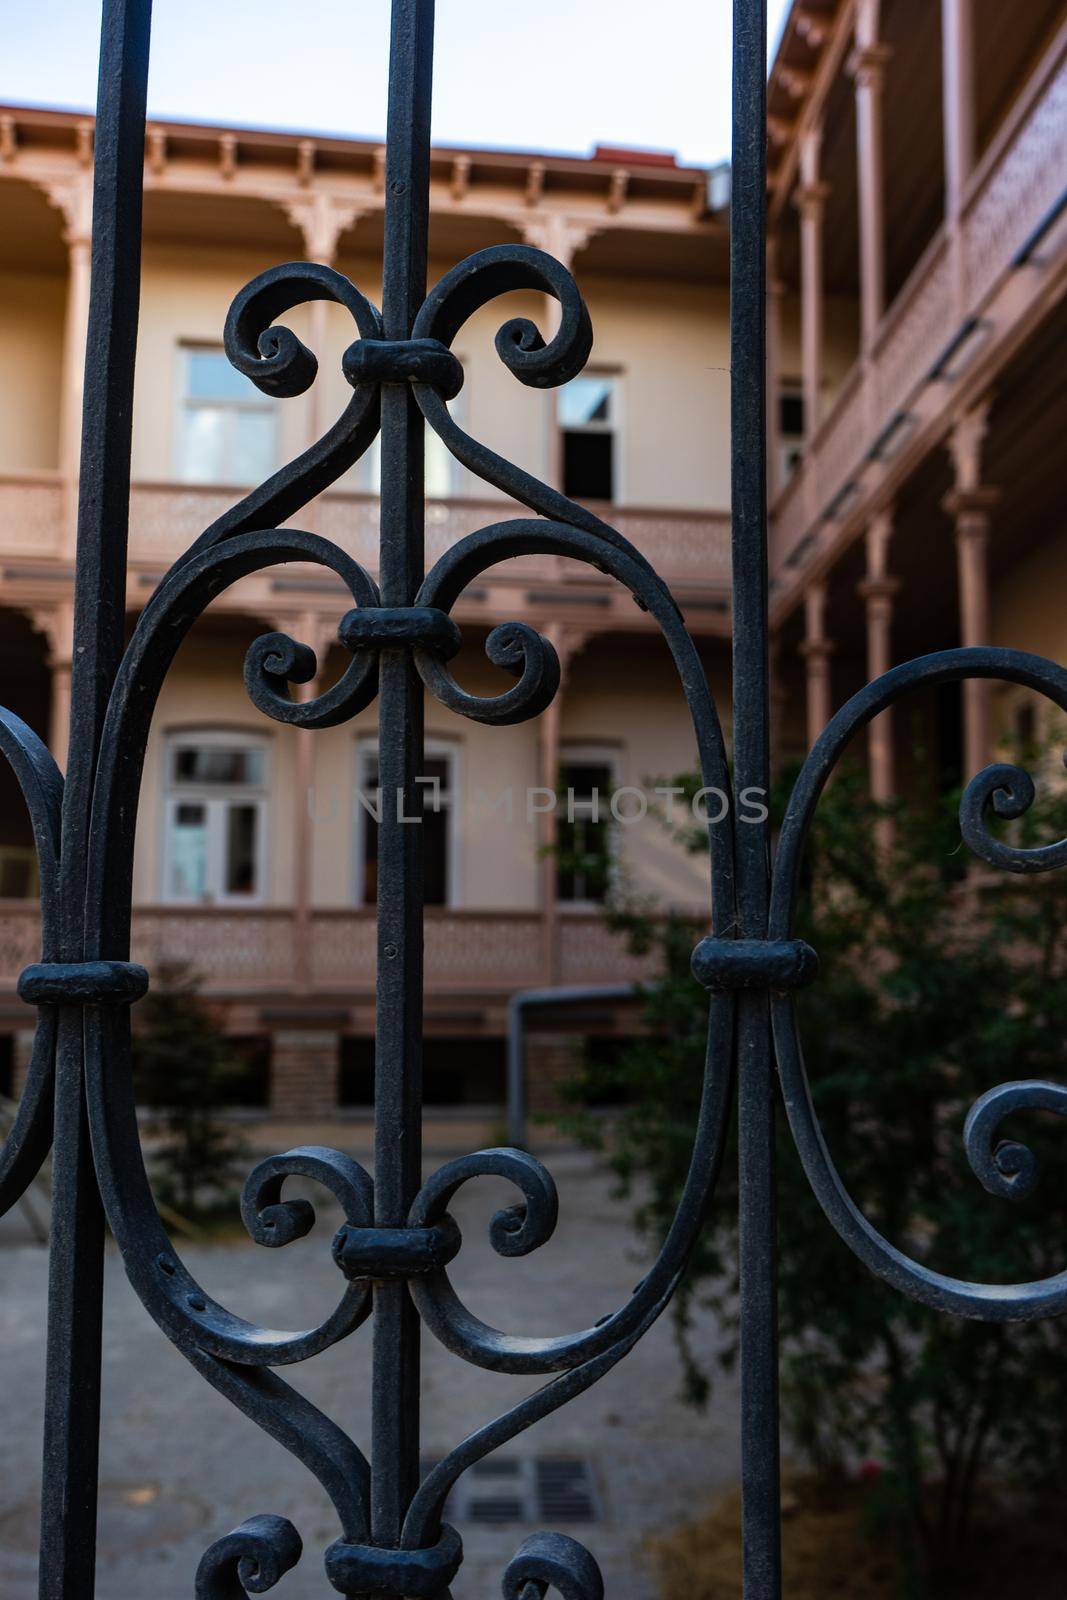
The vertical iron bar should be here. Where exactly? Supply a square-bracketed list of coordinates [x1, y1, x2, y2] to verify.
[39, 3, 152, 1597]
[730, 2, 779, 1598]
[371, 0, 434, 1549]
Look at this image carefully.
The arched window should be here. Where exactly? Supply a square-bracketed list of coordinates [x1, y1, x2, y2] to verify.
[161, 730, 268, 905]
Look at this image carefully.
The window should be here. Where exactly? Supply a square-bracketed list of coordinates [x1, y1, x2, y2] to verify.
[176, 345, 278, 486]
[559, 374, 617, 501]
[778, 381, 805, 484]
[365, 426, 457, 498]
[162, 732, 268, 904]
[364, 374, 464, 499]
[557, 751, 617, 905]
[356, 741, 457, 907]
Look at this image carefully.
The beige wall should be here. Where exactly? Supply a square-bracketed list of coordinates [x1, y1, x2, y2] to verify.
[0, 267, 65, 472]
[124, 245, 732, 511]
[579, 276, 732, 509]
[130, 630, 726, 914]
[0, 229, 760, 516]
[132, 245, 314, 486]
[993, 529, 1067, 664]
[991, 526, 1067, 750]
[557, 638, 729, 912]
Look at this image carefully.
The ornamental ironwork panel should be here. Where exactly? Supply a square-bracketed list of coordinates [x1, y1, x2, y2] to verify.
[2, 1, 1066, 1597]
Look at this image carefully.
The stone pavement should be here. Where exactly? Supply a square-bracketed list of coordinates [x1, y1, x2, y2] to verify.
[0, 1136, 740, 1599]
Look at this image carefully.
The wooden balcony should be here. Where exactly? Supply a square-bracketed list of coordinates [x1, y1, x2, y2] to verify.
[770, 27, 1067, 604]
[0, 477, 731, 600]
[0, 903, 659, 1004]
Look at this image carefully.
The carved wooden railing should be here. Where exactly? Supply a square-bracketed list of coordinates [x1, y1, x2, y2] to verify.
[0, 475, 730, 592]
[770, 34, 1067, 578]
[0, 901, 660, 994]
[0, 471, 65, 557]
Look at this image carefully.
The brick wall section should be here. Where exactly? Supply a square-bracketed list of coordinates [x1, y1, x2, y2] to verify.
[525, 1032, 586, 1118]
[270, 1029, 340, 1117]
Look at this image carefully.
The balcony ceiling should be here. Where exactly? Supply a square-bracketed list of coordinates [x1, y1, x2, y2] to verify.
[0, 178, 67, 271]
[983, 292, 1067, 583]
[881, 0, 946, 305]
[974, 0, 1064, 154]
[578, 223, 729, 283]
[141, 188, 301, 252]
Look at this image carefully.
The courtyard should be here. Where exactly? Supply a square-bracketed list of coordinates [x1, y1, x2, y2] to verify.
[0, 1132, 739, 1599]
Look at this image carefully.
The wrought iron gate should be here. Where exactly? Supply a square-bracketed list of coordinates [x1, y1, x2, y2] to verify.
[3, 0, 1067, 1595]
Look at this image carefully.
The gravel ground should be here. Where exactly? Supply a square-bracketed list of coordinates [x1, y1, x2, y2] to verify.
[0, 1134, 739, 1599]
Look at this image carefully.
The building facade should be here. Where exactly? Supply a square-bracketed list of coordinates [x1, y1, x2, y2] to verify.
[0, 0, 1063, 1113]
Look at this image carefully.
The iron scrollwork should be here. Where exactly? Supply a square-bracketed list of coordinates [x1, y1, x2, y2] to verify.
[0, 194, 739, 1592]
[767, 647, 1067, 1323]
[3, 0, 1066, 1595]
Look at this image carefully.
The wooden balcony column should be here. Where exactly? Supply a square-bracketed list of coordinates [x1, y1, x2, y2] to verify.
[940, 0, 976, 218]
[537, 625, 590, 983]
[284, 193, 366, 503]
[768, 631, 789, 778]
[793, 129, 829, 441]
[800, 579, 834, 746]
[941, 0, 977, 318]
[42, 173, 94, 552]
[29, 601, 75, 773]
[943, 399, 999, 779]
[857, 507, 898, 804]
[521, 216, 599, 492]
[766, 234, 786, 499]
[849, 0, 892, 350]
[272, 608, 340, 986]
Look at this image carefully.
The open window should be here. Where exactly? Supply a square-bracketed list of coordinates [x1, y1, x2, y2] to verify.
[161, 731, 268, 905]
[559, 374, 617, 501]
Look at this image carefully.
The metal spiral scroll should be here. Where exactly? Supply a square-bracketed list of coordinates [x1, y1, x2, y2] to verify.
[0, 250, 742, 1598]
[769, 646, 1067, 1322]
[0, 710, 62, 1218]
[7, 227, 1067, 1594]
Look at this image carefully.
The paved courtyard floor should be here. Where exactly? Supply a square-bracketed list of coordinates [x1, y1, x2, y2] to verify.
[0, 1129, 740, 1598]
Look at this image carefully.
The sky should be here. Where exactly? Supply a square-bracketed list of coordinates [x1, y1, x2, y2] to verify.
[1, 0, 792, 168]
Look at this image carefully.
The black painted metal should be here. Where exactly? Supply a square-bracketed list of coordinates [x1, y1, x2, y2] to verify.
[729, 7, 781, 1591]
[1, 1, 1065, 1596]
[38, 5, 152, 1596]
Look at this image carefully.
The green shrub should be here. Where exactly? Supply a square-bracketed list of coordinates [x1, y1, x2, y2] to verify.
[560, 753, 1067, 1592]
[135, 962, 247, 1219]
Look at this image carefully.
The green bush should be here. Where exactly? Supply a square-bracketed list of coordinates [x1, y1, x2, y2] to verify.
[134, 962, 247, 1219]
[560, 753, 1067, 1592]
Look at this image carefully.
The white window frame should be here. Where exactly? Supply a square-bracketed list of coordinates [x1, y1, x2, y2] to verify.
[363, 362, 467, 499]
[160, 728, 269, 907]
[173, 341, 279, 487]
[557, 743, 621, 909]
[557, 370, 623, 504]
[353, 736, 461, 908]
